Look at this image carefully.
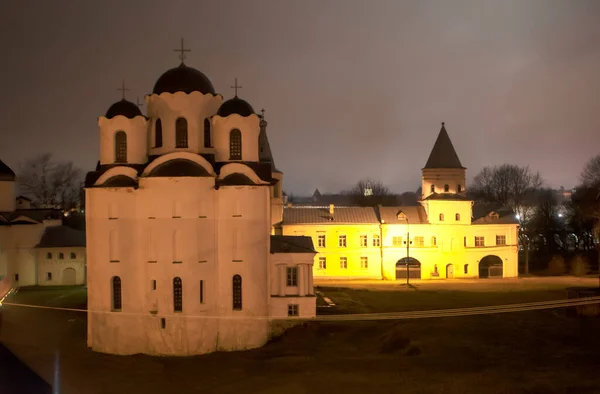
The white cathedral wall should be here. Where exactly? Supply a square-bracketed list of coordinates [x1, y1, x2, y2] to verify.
[0, 181, 16, 212]
[145, 92, 222, 156]
[0, 223, 48, 286]
[98, 116, 148, 165]
[212, 114, 260, 162]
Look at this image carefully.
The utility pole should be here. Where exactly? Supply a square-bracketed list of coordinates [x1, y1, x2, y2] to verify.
[405, 218, 410, 285]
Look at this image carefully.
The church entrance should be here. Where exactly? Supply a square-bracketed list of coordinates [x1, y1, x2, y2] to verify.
[395, 258, 421, 280]
[62, 268, 76, 285]
[478, 256, 503, 278]
[446, 264, 454, 278]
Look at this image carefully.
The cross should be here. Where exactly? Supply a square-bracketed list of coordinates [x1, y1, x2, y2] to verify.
[136, 97, 144, 108]
[231, 78, 242, 97]
[117, 80, 129, 100]
[260, 108, 265, 118]
[174, 38, 191, 63]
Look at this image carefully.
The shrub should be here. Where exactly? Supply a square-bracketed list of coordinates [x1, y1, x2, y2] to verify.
[570, 255, 590, 277]
[547, 255, 566, 276]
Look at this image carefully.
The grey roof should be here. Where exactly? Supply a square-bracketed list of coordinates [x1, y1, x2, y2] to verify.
[472, 209, 519, 225]
[0, 209, 62, 224]
[258, 117, 277, 171]
[270, 235, 316, 254]
[37, 225, 86, 248]
[378, 206, 428, 224]
[0, 159, 16, 181]
[283, 206, 379, 224]
[423, 193, 471, 201]
[423, 123, 465, 169]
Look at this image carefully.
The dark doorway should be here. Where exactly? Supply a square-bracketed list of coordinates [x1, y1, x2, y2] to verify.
[396, 258, 421, 280]
[479, 255, 503, 278]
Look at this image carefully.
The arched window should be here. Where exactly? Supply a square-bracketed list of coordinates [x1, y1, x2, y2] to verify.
[464, 264, 469, 274]
[457, 184, 462, 193]
[455, 213, 460, 221]
[229, 129, 242, 160]
[115, 131, 127, 163]
[232, 274, 242, 310]
[175, 118, 188, 148]
[203, 118, 211, 148]
[58, 252, 64, 260]
[155, 119, 163, 148]
[46, 252, 52, 259]
[444, 184, 449, 192]
[434, 264, 438, 274]
[173, 277, 182, 312]
[430, 185, 435, 193]
[112, 276, 122, 311]
[439, 213, 444, 221]
[70, 252, 76, 259]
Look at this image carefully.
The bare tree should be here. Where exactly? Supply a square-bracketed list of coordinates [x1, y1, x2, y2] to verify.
[18, 153, 83, 210]
[344, 178, 395, 206]
[575, 155, 600, 284]
[530, 188, 565, 254]
[581, 154, 600, 188]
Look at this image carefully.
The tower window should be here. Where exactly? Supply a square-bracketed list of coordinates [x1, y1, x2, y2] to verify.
[232, 275, 242, 310]
[155, 119, 163, 147]
[430, 185, 435, 193]
[203, 118, 211, 148]
[444, 184, 449, 192]
[70, 252, 76, 259]
[455, 213, 460, 221]
[439, 213, 444, 221]
[58, 252, 64, 260]
[114, 131, 127, 163]
[457, 184, 462, 193]
[175, 118, 188, 148]
[46, 252, 52, 259]
[229, 129, 242, 160]
[112, 276, 122, 311]
[173, 277, 183, 312]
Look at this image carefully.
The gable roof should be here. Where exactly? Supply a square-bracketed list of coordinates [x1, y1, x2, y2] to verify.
[378, 206, 428, 224]
[270, 235, 316, 254]
[283, 206, 379, 224]
[472, 209, 519, 225]
[423, 192, 471, 201]
[37, 225, 86, 248]
[0, 209, 62, 224]
[423, 123, 465, 169]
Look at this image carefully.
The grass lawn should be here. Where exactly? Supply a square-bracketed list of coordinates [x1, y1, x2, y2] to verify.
[1, 278, 600, 394]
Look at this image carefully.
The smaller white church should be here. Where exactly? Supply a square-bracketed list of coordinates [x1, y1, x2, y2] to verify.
[85, 46, 317, 356]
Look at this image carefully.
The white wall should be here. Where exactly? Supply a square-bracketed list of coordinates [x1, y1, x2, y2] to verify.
[212, 114, 260, 162]
[421, 168, 466, 199]
[0, 222, 49, 286]
[37, 247, 86, 285]
[0, 181, 16, 212]
[98, 116, 148, 165]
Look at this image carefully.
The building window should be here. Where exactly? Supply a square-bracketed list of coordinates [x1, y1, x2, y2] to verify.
[70, 252, 76, 259]
[496, 235, 506, 245]
[229, 129, 242, 160]
[317, 234, 326, 248]
[457, 184, 462, 193]
[434, 264, 439, 274]
[444, 184, 449, 192]
[430, 184, 435, 193]
[114, 131, 127, 163]
[286, 267, 298, 286]
[360, 235, 368, 247]
[155, 119, 163, 147]
[46, 252, 52, 259]
[58, 252, 64, 260]
[360, 257, 368, 269]
[203, 118, 211, 148]
[46, 272, 52, 281]
[152, 280, 156, 290]
[464, 236, 467, 247]
[112, 276, 122, 311]
[432, 236, 437, 246]
[318, 257, 327, 269]
[414, 236, 424, 247]
[340, 257, 347, 269]
[173, 277, 183, 312]
[372, 234, 380, 247]
[439, 213, 444, 221]
[288, 304, 299, 317]
[175, 118, 188, 148]
[338, 235, 347, 247]
[200, 280, 204, 304]
[475, 236, 485, 247]
[14, 274, 19, 282]
[464, 264, 469, 274]
[232, 275, 242, 310]
[392, 236, 403, 246]
[455, 213, 460, 221]
[161, 318, 166, 329]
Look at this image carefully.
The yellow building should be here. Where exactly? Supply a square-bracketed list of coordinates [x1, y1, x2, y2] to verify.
[277, 123, 519, 280]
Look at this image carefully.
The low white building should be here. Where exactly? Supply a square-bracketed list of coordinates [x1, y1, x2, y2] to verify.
[85, 55, 316, 356]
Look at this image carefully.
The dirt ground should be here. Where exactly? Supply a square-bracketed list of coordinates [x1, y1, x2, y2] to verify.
[1, 278, 600, 394]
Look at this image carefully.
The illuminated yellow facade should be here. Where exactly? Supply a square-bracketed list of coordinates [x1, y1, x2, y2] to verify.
[277, 123, 519, 280]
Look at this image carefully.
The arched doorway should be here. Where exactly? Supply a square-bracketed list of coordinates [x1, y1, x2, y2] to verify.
[62, 268, 76, 285]
[396, 258, 421, 280]
[446, 264, 454, 278]
[479, 256, 503, 278]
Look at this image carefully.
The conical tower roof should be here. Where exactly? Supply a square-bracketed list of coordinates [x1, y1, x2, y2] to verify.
[423, 122, 465, 169]
[0, 159, 16, 181]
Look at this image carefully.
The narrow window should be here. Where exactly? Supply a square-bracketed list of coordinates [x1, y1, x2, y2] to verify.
[434, 264, 439, 274]
[229, 129, 242, 160]
[286, 267, 298, 286]
[175, 118, 188, 148]
[455, 213, 460, 221]
[430, 184, 435, 193]
[340, 257, 348, 269]
[200, 280, 204, 304]
[464, 236, 467, 247]
[444, 184, 449, 192]
[155, 119, 163, 147]
[432, 236, 437, 246]
[317, 234, 326, 248]
[464, 264, 469, 274]
[373, 234, 381, 247]
[457, 184, 462, 193]
[338, 235, 347, 247]
[109, 230, 119, 262]
[46, 272, 52, 281]
[360, 235, 368, 247]
[203, 118, 211, 148]
[46, 252, 52, 259]
[232, 275, 242, 310]
[152, 280, 156, 290]
[58, 252, 64, 260]
[161, 318, 166, 329]
[439, 213, 444, 221]
[14, 274, 19, 282]
[288, 304, 299, 316]
[173, 277, 183, 312]
[112, 276, 122, 311]
[70, 252, 76, 259]
[318, 257, 327, 269]
[360, 257, 368, 269]
[114, 131, 127, 163]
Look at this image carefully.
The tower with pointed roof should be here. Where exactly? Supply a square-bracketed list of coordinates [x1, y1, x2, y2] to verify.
[0, 159, 16, 212]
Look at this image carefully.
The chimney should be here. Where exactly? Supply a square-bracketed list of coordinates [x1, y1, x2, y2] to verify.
[329, 204, 334, 217]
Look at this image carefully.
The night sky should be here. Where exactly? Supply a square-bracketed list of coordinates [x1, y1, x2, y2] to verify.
[0, 0, 598, 195]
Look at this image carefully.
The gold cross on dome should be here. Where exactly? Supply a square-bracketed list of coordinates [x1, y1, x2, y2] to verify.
[174, 37, 191, 63]
[117, 80, 130, 100]
[230, 78, 242, 97]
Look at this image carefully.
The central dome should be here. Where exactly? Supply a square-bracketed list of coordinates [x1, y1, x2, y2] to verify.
[153, 64, 216, 95]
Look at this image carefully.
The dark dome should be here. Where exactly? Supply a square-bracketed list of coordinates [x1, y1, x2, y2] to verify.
[153, 64, 216, 95]
[217, 96, 255, 117]
[105, 99, 143, 119]
[0, 159, 16, 181]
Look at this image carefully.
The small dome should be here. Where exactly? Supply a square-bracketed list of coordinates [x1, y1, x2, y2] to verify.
[105, 99, 143, 119]
[153, 64, 216, 95]
[217, 96, 255, 117]
[0, 159, 16, 181]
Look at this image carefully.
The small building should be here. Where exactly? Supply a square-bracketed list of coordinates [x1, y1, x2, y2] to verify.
[36, 225, 86, 285]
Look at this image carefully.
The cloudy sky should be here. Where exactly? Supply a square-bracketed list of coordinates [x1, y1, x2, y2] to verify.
[0, 0, 598, 195]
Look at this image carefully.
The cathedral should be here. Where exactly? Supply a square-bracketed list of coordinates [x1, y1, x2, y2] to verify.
[84, 48, 316, 356]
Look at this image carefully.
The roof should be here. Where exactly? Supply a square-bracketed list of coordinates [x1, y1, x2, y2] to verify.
[423, 123, 465, 169]
[283, 206, 379, 224]
[37, 225, 86, 248]
[258, 117, 277, 171]
[217, 96, 255, 117]
[105, 99, 143, 119]
[472, 210, 519, 225]
[423, 192, 471, 201]
[0, 159, 15, 181]
[378, 206, 428, 224]
[16, 195, 31, 201]
[0, 209, 62, 224]
[153, 64, 216, 95]
[270, 235, 316, 254]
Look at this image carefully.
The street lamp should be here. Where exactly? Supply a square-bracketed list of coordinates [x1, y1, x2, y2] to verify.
[403, 217, 411, 285]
